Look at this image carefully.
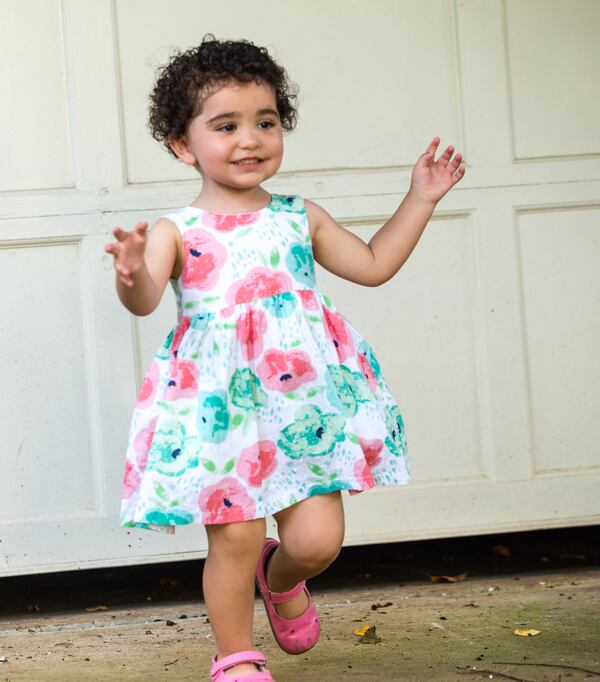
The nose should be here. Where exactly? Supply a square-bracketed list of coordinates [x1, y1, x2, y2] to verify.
[238, 125, 260, 149]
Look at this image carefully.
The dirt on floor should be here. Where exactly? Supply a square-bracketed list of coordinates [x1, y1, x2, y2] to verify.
[1, 568, 599, 681]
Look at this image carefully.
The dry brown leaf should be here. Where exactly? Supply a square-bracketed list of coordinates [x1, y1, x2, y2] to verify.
[353, 625, 371, 636]
[513, 628, 541, 637]
[492, 544, 512, 557]
[85, 605, 109, 612]
[430, 572, 468, 583]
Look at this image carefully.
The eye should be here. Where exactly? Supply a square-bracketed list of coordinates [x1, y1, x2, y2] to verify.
[258, 120, 277, 129]
[217, 123, 236, 132]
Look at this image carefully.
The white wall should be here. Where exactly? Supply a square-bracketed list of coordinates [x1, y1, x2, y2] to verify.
[1, 0, 599, 576]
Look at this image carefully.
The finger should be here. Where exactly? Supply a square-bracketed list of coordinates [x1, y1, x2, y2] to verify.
[134, 221, 149, 236]
[438, 145, 455, 167]
[113, 226, 129, 241]
[448, 152, 462, 172]
[424, 137, 440, 158]
[452, 165, 466, 183]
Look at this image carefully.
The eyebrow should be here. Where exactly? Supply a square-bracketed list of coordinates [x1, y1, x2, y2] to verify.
[206, 108, 280, 124]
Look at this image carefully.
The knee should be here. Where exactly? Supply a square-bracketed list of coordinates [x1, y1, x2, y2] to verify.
[282, 529, 343, 571]
[206, 518, 265, 559]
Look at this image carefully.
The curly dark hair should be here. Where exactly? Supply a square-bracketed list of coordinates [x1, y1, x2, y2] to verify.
[148, 35, 298, 157]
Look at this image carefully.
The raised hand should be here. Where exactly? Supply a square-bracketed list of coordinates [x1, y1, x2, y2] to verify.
[104, 221, 149, 287]
[410, 137, 465, 206]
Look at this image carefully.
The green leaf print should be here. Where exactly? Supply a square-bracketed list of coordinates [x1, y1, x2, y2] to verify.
[322, 294, 332, 307]
[223, 322, 236, 329]
[329, 471, 339, 480]
[201, 458, 217, 473]
[258, 250, 268, 267]
[153, 481, 168, 500]
[236, 227, 253, 238]
[284, 392, 300, 400]
[213, 340, 219, 353]
[184, 301, 196, 309]
[185, 215, 200, 226]
[169, 499, 181, 507]
[289, 220, 303, 236]
[223, 458, 235, 473]
[157, 401, 177, 415]
[270, 247, 280, 267]
[291, 339, 302, 347]
[178, 407, 191, 416]
[203, 295, 220, 303]
[347, 432, 360, 444]
[307, 315, 322, 323]
[306, 385, 327, 397]
[232, 414, 244, 428]
[308, 463, 326, 477]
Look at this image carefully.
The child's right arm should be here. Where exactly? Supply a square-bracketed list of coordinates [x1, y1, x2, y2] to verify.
[104, 218, 181, 316]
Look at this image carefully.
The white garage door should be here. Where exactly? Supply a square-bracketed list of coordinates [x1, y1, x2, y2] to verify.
[1, 0, 599, 576]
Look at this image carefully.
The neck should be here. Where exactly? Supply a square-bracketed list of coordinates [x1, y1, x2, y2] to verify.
[190, 183, 272, 213]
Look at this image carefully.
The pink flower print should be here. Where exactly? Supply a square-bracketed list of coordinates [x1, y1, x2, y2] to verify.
[171, 317, 191, 358]
[226, 267, 293, 305]
[354, 458, 375, 489]
[358, 352, 378, 392]
[122, 459, 141, 499]
[136, 360, 160, 409]
[299, 289, 318, 310]
[323, 308, 355, 362]
[165, 359, 199, 400]
[181, 228, 227, 291]
[236, 440, 278, 487]
[257, 349, 317, 392]
[236, 308, 268, 361]
[198, 477, 256, 524]
[134, 416, 158, 471]
[358, 436, 384, 469]
[202, 211, 260, 232]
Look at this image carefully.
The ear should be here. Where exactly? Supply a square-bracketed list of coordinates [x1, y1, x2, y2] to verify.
[168, 136, 197, 166]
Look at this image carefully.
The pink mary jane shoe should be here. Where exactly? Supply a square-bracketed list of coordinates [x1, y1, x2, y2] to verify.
[210, 650, 274, 681]
[255, 537, 321, 655]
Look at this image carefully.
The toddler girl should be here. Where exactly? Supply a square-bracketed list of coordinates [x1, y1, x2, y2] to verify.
[106, 35, 464, 681]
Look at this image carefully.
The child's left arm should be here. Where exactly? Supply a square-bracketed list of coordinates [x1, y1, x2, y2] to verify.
[308, 137, 464, 286]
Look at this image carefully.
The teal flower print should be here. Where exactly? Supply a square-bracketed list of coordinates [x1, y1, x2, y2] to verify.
[308, 480, 354, 496]
[197, 390, 230, 443]
[147, 420, 199, 477]
[191, 313, 210, 330]
[270, 194, 305, 213]
[262, 291, 298, 318]
[358, 340, 381, 380]
[156, 329, 174, 360]
[325, 364, 372, 416]
[325, 365, 358, 416]
[286, 243, 315, 287]
[229, 368, 268, 410]
[144, 508, 195, 525]
[278, 404, 345, 459]
[384, 404, 407, 457]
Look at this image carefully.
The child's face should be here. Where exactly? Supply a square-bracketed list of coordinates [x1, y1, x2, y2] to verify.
[173, 80, 283, 193]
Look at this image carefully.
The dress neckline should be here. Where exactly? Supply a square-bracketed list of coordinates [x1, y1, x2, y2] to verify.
[184, 195, 275, 216]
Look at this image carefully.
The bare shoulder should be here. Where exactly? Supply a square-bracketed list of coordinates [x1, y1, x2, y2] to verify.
[304, 199, 338, 241]
[145, 217, 184, 279]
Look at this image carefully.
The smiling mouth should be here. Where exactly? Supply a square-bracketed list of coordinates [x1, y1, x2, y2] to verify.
[232, 158, 263, 165]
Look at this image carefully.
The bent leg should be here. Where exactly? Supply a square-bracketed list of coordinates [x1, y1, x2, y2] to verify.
[267, 491, 345, 618]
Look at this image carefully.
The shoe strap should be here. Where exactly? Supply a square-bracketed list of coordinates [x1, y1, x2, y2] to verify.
[212, 650, 266, 677]
[269, 579, 306, 604]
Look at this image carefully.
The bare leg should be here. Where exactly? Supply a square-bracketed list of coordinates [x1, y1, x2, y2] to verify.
[203, 517, 265, 677]
[267, 491, 345, 619]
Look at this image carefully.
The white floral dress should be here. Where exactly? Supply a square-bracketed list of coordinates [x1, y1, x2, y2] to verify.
[120, 194, 410, 533]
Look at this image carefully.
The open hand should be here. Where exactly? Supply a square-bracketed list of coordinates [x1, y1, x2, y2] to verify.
[104, 221, 148, 287]
[410, 137, 465, 206]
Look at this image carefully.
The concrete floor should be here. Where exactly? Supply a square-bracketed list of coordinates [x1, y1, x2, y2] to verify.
[1, 567, 599, 681]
